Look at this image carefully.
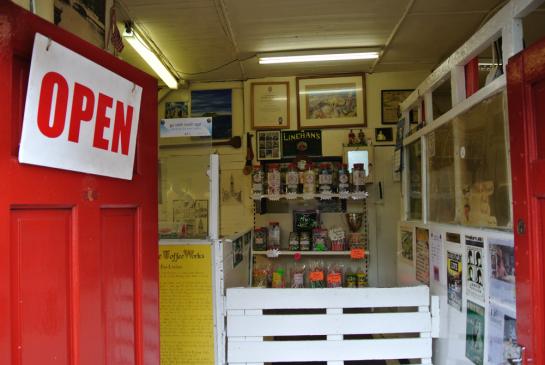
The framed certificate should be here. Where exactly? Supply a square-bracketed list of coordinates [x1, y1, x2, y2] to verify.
[251, 82, 290, 130]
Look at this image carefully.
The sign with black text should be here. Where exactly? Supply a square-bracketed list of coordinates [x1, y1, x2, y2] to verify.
[19, 33, 142, 180]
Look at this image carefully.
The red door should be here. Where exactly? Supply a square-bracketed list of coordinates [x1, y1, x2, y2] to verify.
[507, 37, 545, 364]
[0, 3, 159, 365]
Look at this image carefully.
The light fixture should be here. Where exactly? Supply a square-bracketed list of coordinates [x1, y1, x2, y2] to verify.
[258, 49, 380, 64]
[123, 24, 178, 89]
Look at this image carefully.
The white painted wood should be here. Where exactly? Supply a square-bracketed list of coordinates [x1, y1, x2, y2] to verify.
[450, 66, 466, 106]
[225, 286, 430, 310]
[400, 0, 542, 113]
[423, 92, 433, 125]
[431, 295, 440, 338]
[228, 338, 432, 363]
[227, 312, 432, 337]
[209, 154, 220, 240]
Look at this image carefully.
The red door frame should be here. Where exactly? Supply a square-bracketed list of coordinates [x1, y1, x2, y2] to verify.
[507, 37, 545, 364]
[0, 3, 159, 364]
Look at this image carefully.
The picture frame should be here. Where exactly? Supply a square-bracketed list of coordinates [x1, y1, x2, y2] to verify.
[374, 127, 394, 144]
[251, 82, 290, 130]
[296, 74, 366, 129]
[381, 89, 413, 125]
[256, 130, 282, 160]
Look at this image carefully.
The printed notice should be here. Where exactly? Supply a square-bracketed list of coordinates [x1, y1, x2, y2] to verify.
[447, 251, 463, 312]
[488, 237, 516, 307]
[488, 302, 517, 365]
[159, 244, 214, 365]
[415, 227, 430, 285]
[466, 300, 485, 365]
[466, 235, 485, 302]
[429, 230, 443, 282]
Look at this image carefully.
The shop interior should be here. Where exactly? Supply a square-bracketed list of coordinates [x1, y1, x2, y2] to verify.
[7, 0, 545, 364]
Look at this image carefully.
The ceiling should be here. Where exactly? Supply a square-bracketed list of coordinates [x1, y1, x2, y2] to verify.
[114, 0, 544, 85]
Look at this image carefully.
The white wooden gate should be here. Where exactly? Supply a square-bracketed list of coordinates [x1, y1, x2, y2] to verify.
[225, 286, 439, 364]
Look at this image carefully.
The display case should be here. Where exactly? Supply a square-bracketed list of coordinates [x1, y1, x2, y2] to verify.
[250, 158, 370, 289]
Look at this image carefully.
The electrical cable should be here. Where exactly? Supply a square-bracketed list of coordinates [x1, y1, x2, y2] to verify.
[175, 54, 256, 76]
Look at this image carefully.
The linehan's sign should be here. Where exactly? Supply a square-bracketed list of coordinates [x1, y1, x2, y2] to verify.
[19, 33, 142, 180]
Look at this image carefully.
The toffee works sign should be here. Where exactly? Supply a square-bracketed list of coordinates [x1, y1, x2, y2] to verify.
[19, 33, 142, 180]
[282, 129, 322, 158]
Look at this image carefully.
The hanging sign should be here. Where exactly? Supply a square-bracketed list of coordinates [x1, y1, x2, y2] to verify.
[19, 33, 142, 180]
[282, 129, 322, 158]
[160, 117, 212, 138]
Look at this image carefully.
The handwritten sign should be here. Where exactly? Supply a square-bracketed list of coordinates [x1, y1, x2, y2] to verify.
[159, 244, 214, 364]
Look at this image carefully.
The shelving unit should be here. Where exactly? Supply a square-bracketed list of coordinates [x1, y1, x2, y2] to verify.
[251, 192, 370, 288]
[252, 250, 369, 256]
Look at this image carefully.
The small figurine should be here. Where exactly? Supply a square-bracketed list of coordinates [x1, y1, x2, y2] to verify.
[358, 129, 366, 145]
[348, 129, 356, 145]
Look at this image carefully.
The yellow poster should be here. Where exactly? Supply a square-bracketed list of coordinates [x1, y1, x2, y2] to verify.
[159, 244, 214, 364]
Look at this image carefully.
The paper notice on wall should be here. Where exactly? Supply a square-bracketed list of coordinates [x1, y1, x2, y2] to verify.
[488, 302, 517, 365]
[160, 117, 212, 137]
[159, 244, 214, 365]
[447, 251, 463, 312]
[429, 230, 443, 282]
[488, 237, 516, 306]
[466, 235, 485, 302]
[466, 300, 485, 365]
[415, 227, 430, 285]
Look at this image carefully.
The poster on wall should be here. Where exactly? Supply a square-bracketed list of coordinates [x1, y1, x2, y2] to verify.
[466, 235, 485, 302]
[190, 89, 232, 139]
[159, 244, 215, 364]
[488, 302, 517, 365]
[399, 225, 414, 262]
[488, 237, 516, 306]
[447, 251, 463, 311]
[429, 230, 443, 282]
[466, 300, 485, 365]
[415, 227, 430, 285]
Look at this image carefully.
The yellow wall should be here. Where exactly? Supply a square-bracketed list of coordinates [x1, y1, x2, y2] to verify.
[11, 0, 54, 22]
[159, 71, 429, 237]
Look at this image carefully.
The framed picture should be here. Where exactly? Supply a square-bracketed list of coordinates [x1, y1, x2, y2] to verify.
[251, 82, 290, 130]
[256, 130, 282, 160]
[296, 74, 366, 129]
[375, 127, 394, 144]
[381, 89, 413, 125]
[164, 101, 188, 118]
[190, 89, 232, 139]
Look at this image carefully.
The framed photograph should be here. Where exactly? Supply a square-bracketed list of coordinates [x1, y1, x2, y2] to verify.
[296, 74, 366, 129]
[375, 127, 394, 144]
[251, 82, 290, 130]
[256, 130, 282, 160]
[381, 89, 413, 125]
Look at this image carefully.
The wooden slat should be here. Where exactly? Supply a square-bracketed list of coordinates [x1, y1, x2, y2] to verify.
[228, 338, 432, 363]
[227, 312, 432, 337]
[225, 286, 430, 310]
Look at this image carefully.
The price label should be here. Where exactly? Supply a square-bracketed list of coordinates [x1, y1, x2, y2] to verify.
[310, 271, 324, 281]
[350, 248, 366, 260]
[327, 273, 342, 284]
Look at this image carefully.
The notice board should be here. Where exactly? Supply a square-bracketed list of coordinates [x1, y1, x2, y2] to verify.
[159, 244, 214, 364]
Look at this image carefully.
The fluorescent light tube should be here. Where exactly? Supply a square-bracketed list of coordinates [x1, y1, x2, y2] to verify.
[123, 30, 178, 89]
[259, 51, 379, 64]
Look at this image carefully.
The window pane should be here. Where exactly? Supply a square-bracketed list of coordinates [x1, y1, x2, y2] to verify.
[427, 91, 511, 228]
[407, 140, 422, 220]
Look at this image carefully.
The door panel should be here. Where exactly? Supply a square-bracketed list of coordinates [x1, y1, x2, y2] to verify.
[101, 208, 136, 365]
[10, 208, 73, 365]
[507, 35, 545, 364]
[0, 3, 159, 365]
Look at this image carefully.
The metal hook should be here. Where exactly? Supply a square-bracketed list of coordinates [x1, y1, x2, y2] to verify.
[46, 38, 52, 51]
[132, 83, 136, 93]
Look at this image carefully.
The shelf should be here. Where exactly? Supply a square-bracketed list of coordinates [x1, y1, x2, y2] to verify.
[252, 250, 369, 257]
[252, 192, 368, 201]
